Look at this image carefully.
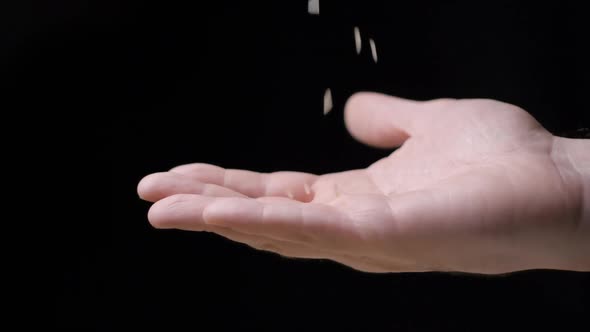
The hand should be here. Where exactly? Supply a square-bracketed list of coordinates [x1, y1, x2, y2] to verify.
[138, 93, 588, 274]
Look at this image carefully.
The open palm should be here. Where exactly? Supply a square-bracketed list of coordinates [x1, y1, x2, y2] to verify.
[138, 93, 584, 274]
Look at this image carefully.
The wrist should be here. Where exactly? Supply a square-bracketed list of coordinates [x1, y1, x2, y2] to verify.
[552, 136, 590, 271]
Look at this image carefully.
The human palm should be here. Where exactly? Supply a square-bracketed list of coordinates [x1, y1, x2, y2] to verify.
[139, 93, 584, 274]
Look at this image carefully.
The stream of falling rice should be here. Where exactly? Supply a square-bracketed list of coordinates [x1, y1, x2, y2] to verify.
[308, 5, 380, 114]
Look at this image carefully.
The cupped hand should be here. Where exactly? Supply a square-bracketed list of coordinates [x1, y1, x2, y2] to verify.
[138, 93, 585, 274]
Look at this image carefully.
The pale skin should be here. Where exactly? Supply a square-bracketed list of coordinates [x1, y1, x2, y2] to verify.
[138, 93, 590, 274]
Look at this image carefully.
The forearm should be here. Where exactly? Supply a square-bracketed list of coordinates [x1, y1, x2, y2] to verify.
[553, 136, 590, 270]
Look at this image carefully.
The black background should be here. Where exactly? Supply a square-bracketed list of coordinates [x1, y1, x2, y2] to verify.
[5, 0, 588, 330]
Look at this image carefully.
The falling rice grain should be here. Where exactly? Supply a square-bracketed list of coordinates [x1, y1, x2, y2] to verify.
[354, 26, 362, 55]
[323, 88, 333, 115]
[369, 38, 378, 63]
[304, 183, 311, 195]
[286, 190, 294, 199]
[308, 0, 320, 15]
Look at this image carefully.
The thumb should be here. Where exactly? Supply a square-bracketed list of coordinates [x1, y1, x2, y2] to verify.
[344, 92, 452, 149]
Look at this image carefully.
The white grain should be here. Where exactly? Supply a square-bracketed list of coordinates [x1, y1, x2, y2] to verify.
[287, 190, 294, 199]
[354, 26, 362, 55]
[308, 0, 320, 15]
[369, 38, 378, 63]
[323, 88, 333, 115]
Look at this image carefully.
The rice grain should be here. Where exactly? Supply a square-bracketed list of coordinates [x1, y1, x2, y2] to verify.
[323, 88, 333, 115]
[354, 26, 362, 55]
[308, 0, 320, 15]
[369, 38, 378, 63]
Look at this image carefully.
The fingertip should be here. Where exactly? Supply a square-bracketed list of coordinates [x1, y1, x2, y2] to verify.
[147, 199, 168, 229]
[344, 92, 411, 149]
[345, 92, 416, 111]
[344, 92, 383, 115]
[146, 194, 190, 229]
[344, 92, 371, 141]
[137, 173, 164, 202]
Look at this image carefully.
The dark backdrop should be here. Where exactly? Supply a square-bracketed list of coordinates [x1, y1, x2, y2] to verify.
[6, 1, 588, 330]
